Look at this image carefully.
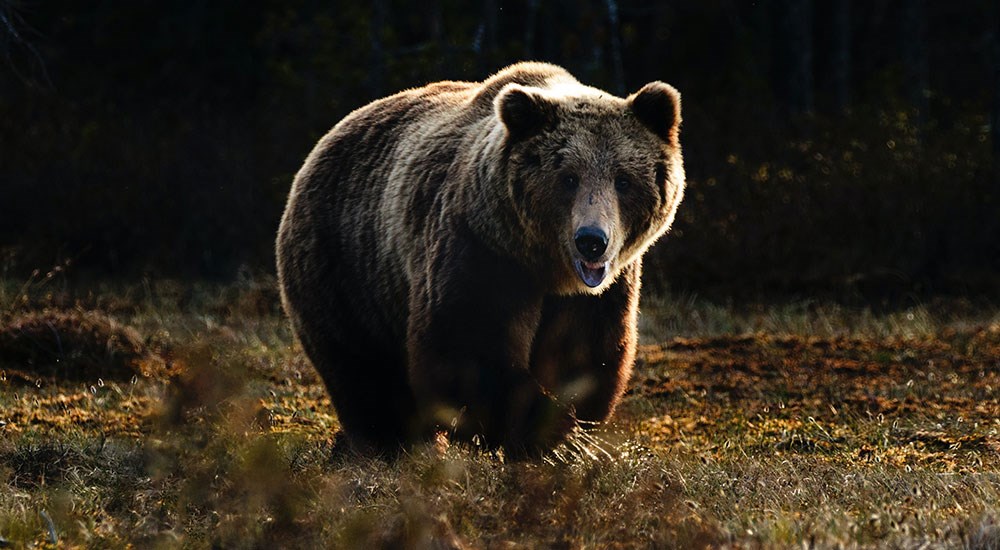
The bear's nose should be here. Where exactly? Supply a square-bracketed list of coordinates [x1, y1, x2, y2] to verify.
[574, 226, 608, 261]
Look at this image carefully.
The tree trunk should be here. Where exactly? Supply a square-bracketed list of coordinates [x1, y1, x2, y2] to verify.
[605, 0, 626, 95]
[428, 0, 445, 79]
[523, 0, 538, 59]
[641, 5, 669, 85]
[774, 0, 814, 118]
[993, 4, 1000, 187]
[830, 0, 850, 112]
[901, 0, 928, 128]
[368, 0, 388, 98]
[478, 0, 498, 74]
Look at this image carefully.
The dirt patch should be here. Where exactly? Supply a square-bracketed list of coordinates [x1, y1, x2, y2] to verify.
[629, 325, 1000, 470]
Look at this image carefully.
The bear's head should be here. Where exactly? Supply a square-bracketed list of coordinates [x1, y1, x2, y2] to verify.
[494, 80, 685, 295]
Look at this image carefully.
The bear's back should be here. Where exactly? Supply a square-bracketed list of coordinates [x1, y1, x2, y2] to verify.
[469, 62, 575, 112]
[324, 62, 574, 161]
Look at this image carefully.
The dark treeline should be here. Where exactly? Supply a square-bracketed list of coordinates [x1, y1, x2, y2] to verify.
[1, 0, 997, 296]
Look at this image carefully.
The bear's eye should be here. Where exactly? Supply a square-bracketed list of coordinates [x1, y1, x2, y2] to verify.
[614, 175, 631, 192]
[561, 173, 579, 191]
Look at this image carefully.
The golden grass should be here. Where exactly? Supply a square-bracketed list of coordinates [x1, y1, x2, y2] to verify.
[0, 279, 998, 547]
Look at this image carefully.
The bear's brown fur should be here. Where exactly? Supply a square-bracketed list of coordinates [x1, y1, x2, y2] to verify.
[276, 62, 684, 455]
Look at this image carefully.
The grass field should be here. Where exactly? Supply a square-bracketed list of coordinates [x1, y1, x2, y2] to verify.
[1, 276, 999, 548]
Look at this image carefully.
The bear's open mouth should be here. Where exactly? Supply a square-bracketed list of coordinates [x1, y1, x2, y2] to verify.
[574, 260, 609, 288]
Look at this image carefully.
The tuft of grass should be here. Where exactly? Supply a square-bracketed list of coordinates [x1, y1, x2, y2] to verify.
[0, 309, 165, 384]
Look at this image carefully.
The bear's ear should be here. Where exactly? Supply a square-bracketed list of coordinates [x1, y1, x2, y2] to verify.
[495, 84, 558, 140]
[628, 82, 681, 146]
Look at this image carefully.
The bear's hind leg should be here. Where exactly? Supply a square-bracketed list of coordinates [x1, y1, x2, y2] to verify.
[305, 344, 421, 456]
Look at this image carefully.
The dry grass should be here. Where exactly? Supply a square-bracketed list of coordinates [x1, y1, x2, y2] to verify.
[1, 278, 999, 548]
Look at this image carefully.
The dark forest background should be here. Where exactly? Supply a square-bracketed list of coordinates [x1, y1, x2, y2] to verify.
[1, 0, 998, 297]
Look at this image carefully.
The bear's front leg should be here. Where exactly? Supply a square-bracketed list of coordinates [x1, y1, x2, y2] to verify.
[406, 228, 576, 454]
[530, 260, 641, 423]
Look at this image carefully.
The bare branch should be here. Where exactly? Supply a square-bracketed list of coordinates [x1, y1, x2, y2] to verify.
[0, 0, 52, 88]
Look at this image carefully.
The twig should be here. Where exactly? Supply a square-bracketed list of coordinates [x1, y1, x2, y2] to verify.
[39, 509, 58, 544]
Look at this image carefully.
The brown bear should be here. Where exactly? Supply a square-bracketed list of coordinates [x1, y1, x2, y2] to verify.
[276, 62, 685, 455]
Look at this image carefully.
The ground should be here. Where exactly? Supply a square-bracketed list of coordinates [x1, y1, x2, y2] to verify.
[0, 276, 998, 548]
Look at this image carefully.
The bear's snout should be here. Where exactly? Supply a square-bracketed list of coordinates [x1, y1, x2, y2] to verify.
[574, 226, 608, 261]
[573, 226, 611, 288]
